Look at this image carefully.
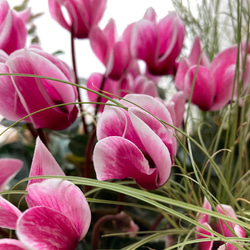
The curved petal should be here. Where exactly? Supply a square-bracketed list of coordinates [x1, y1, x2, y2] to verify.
[133, 75, 158, 97]
[96, 104, 144, 150]
[175, 58, 190, 91]
[143, 7, 157, 22]
[90, 26, 110, 65]
[198, 197, 212, 224]
[120, 94, 174, 126]
[0, 3, 28, 54]
[216, 204, 237, 237]
[106, 41, 130, 80]
[7, 48, 78, 130]
[0, 239, 25, 250]
[196, 222, 213, 250]
[167, 91, 185, 128]
[28, 137, 65, 186]
[131, 19, 157, 69]
[211, 65, 235, 110]
[157, 12, 185, 75]
[120, 94, 176, 153]
[0, 196, 22, 230]
[96, 105, 127, 140]
[0, 63, 29, 122]
[93, 136, 159, 189]
[0, 158, 23, 192]
[16, 206, 79, 250]
[188, 36, 210, 67]
[87, 0, 107, 28]
[129, 108, 173, 186]
[27, 179, 91, 239]
[184, 65, 215, 111]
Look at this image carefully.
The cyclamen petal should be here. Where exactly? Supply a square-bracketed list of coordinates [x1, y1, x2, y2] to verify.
[16, 206, 79, 250]
[27, 179, 91, 240]
[0, 0, 30, 54]
[0, 196, 22, 230]
[196, 222, 213, 250]
[26, 137, 65, 207]
[184, 65, 215, 111]
[166, 91, 185, 128]
[129, 108, 172, 186]
[0, 239, 26, 250]
[93, 136, 159, 189]
[0, 158, 23, 192]
[28, 137, 65, 186]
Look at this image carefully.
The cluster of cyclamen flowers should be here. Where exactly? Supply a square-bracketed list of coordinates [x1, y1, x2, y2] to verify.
[0, 0, 247, 249]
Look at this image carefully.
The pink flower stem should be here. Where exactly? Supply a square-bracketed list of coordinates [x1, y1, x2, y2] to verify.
[70, 27, 88, 135]
[91, 214, 117, 249]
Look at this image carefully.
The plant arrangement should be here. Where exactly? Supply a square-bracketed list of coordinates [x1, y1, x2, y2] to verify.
[0, 0, 249, 249]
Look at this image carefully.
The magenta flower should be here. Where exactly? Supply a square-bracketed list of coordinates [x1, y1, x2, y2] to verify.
[175, 37, 245, 111]
[16, 179, 91, 250]
[0, 138, 91, 249]
[196, 198, 245, 250]
[175, 36, 210, 91]
[93, 94, 177, 189]
[0, 0, 30, 54]
[0, 179, 91, 250]
[49, 0, 107, 38]
[0, 47, 78, 130]
[130, 7, 185, 75]
[90, 18, 136, 80]
[86, 72, 158, 112]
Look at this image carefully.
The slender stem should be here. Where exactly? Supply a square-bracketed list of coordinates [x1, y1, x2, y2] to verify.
[70, 27, 88, 135]
[84, 126, 97, 191]
[92, 214, 117, 250]
[37, 128, 48, 147]
[26, 123, 48, 147]
[26, 123, 38, 139]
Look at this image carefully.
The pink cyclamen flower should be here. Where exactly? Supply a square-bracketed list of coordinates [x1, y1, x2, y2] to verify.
[86, 72, 158, 112]
[48, 0, 107, 38]
[196, 198, 245, 250]
[0, 138, 91, 249]
[0, 0, 30, 54]
[130, 7, 185, 76]
[0, 47, 78, 130]
[175, 37, 248, 111]
[0, 179, 91, 250]
[16, 179, 91, 250]
[93, 94, 177, 189]
[90, 18, 137, 80]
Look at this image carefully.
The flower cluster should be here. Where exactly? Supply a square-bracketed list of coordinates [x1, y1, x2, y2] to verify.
[0, 0, 248, 249]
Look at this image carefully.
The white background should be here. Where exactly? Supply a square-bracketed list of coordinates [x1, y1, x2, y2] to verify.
[10, 0, 177, 78]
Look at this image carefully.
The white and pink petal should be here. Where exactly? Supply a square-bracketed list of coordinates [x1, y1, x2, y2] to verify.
[27, 179, 91, 240]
